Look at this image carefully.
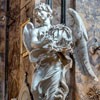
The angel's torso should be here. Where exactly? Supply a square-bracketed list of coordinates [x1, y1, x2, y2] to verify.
[29, 25, 72, 65]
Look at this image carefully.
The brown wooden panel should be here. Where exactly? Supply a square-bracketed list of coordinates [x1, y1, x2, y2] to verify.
[20, 0, 32, 9]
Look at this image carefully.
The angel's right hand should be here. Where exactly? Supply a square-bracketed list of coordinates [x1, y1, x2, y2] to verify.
[42, 39, 51, 45]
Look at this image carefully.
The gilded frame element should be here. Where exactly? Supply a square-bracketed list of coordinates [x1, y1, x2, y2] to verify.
[20, 19, 30, 57]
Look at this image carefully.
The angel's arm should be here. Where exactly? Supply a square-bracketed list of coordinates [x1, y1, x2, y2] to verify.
[31, 30, 50, 48]
[23, 22, 34, 52]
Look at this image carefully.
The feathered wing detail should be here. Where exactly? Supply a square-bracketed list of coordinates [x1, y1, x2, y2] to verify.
[23, 22, 34, 52]
[68, 8, 88, 41]
[68, 8, 98, 81]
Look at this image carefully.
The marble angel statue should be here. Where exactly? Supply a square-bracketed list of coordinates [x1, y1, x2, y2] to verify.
[23, 3, 98, 100]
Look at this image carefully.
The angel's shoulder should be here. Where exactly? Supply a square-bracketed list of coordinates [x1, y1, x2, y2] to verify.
[24, 22, 34, 29]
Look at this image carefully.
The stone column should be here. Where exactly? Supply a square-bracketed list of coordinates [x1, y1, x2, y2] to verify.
[46, 0, 52, 8]
[60, 0, 66, 24]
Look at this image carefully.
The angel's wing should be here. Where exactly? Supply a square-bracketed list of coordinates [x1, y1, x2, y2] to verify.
[68, 8, 88, 41]
[23, 22, 34, 52]
[68, 8, 98, 81]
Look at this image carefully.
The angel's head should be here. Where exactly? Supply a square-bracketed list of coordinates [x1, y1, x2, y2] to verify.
[34, 3, 53, 22]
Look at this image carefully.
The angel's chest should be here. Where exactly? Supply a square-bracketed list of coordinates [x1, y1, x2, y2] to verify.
[36, 31, 47, 41]
[37, 27, 49, 40]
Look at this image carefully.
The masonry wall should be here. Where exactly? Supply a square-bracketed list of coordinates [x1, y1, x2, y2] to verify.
[8, 0, 20, 99]
[75, 0, 100, 99]
[7, 0, 35, 99]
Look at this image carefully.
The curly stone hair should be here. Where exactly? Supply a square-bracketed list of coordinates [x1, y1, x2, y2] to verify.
[35, 3, 53, 19]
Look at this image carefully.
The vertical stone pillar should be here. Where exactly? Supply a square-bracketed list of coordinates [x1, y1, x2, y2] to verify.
[0, 0, 6, 99]
[68, 0, 76, 100]
[46, 0, 52, 8]
[60, 0, 66, 24]
[0, 28, 6, 99]
[5, 0, 9, 99]
[70, 0, 76, 9]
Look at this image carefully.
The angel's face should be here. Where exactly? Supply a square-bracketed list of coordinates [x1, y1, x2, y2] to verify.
[36, 10, 48, 21]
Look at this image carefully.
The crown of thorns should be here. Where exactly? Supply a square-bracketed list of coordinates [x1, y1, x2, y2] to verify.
[50, 24, 72, 35]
